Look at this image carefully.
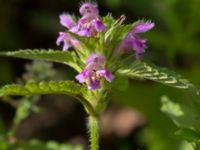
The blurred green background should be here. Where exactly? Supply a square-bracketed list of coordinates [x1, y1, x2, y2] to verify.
[0, 0, 200, 150]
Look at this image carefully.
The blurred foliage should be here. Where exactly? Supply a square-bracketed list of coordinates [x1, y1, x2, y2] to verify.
[22, 60, 56, 82]
[18, 140, 84, 150]
[0, 139, 84, 150]
[0, 0, 200, 150]
[161, 96, 200, 149]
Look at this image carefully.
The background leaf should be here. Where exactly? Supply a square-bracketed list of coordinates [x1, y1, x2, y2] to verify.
[110, 74, 129, 91]
[175, 128, 200, 143]
[161, 96, 200, 128]
[161, 95, 200, 146]
[19, 140, 84, 150]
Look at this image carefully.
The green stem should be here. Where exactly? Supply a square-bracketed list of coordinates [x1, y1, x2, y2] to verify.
[88, 115, 100, 150]
[72, 95, 97, 117]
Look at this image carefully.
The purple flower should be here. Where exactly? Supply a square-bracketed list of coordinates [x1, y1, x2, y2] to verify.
[79, 2, 99, 16]
[75, 14, 105, 37]
[86, 54, 105, 64]
[56, 32, 80, 51]
[94, 19, 105, 32]
[119, 21, 155, 58]
[76, 54, 114, 90]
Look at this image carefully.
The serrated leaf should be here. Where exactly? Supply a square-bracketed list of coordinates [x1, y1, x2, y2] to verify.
[0, 49, 81, 72]
[0, 81, 82, 96]
[175, 128, 200, 143]
[0, 81, 97, 116]
[118, 61, 196, 90]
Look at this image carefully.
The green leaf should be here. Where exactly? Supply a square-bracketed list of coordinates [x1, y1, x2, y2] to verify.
[0, 81, 83, 97]
[161, 96, 184, 117]
[161, 96, 185, 127]
[161, 96, 200, 129]
[175, 128, 200, 143]
[110, 75, 129, 91]
[0, 49, 81, 72]
[14, 96, 34, 123]
[179, 141, 195, 150]
[0, 81, 97, 116]
[161, 96, 200, 145]
[118, 61, 196, 91]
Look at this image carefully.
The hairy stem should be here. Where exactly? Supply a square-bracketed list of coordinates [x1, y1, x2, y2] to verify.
[88, 115, 100, 150]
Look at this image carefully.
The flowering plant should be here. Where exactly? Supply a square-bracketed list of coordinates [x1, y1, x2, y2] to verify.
[0, 2, 199, 150]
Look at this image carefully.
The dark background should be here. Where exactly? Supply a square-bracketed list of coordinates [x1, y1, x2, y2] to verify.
[0, 0, 200, 150]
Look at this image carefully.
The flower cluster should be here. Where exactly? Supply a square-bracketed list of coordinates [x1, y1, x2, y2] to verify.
[57, 2, 105, 51]
[57, 2, 154, 90]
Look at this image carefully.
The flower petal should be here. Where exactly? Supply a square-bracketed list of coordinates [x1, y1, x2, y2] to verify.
[70, 38, 81, 50]
[98, 69, 114, 82]
[56, 32, 76, 51]
[56, 32, 66, 46]
[86, 54, 105, 64]
[63, 41, 71, 51]
[75, 70, 90, 83]
[79, 2, 99, 16]
[88, 77, 101, 90]
[133, 22, 155, 33]
[78, 28, 91, 37]
[60, 14, 75, 29]
[93, 19, 105, 32]
[132, 37, 146, 54]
